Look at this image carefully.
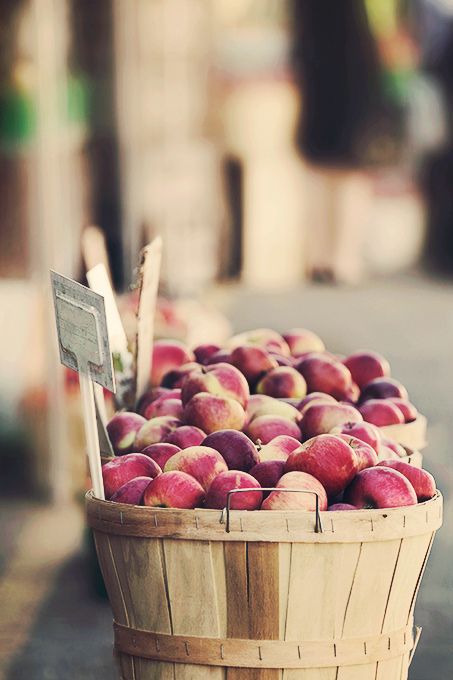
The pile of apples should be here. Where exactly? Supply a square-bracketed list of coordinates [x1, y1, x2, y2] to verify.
[103, 328, 436, 512]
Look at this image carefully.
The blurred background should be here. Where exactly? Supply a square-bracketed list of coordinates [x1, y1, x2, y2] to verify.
[0, 0, 452, 678]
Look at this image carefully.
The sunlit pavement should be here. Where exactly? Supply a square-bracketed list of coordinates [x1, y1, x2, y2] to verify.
[1, 272, 452, 679]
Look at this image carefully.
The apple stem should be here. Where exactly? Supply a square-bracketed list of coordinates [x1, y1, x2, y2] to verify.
[256, 439, 262, 451]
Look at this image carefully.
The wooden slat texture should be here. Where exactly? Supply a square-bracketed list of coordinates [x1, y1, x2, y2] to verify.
[283, 543, 360, 680]
[163, 538, 225, 680]
[225, 542, 251, 680]
[247, 542, 281, 680]
[336, 539, 402, 680]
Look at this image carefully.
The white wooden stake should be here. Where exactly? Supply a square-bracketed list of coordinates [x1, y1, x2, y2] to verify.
[79, 371, 105, 499]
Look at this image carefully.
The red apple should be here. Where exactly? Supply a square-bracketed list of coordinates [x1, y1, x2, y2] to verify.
[256, 366, 307, 399]
[205, 349, 233, 365]
[249, 460, 285, 492]
[246, 394, 301, 423]
[344, 466, 417, 509]
[335, 434, 378, 471]
[184, 393, 246, 434]
[302, 402, 362, 439]
[161, 362, 201, 389]
[257, 435, 301, 462]
[193, 343, 221, 365]
[296, 354, 353, 400]
[202, 430, 259, 472]
[387, 398, 418, 423]
[284, 434, 358, 498]
[106, 412, 147, 456]
[143, 471, 205, 509]
[359, 399, 404, 427]
[245, 415, 301, 445]
[380, 437, 407, 458]
[141, 442, 181, 468]
[143, 397, 184, 420]
[269, 353, 296, 367]
[328, 503, 357, 511]
[163, 425, 206, 448]
[110, 476, 152, 505]
[102, 453, 161, 499]
[230, 345, 278, 384]
[376, 460, 436, 502]
[329, 421, 381, 453]
[134, 416, 181, 451]
[164, 445, 228, 491]
[205, 471, 263, 510]
[261, 471, 328, 511]
[342, 350, 390, 389]
[151, 340, 194, 386]
[341, 382, 360, 404]
[282, 328, 325, 356]
[228, 328, 290, 356]
[378, 445, 401, 461]
[181, 362, 249, 408]
[360, 377, 409, 402]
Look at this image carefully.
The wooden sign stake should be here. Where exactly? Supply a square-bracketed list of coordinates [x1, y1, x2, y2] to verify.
[135, 237, 162, 406]
[51, 271, 115, 499]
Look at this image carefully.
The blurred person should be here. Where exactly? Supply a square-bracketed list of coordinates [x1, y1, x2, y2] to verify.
[290, 0, 382, 284]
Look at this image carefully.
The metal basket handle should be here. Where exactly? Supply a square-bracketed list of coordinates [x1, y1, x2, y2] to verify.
[221, 488, 323, 534]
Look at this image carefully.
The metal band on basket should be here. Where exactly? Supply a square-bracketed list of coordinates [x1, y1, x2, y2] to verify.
[113, 622, 416, 669]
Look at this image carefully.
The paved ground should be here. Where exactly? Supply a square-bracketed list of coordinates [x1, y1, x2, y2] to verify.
[1, 272, 452, 679]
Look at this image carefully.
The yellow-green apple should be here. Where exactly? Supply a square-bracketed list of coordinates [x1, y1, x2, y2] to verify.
[249, 398, 302, 424]
[161, 362, 201, 388]
[183, 393, 246, 434]
[143, 397, 184, 420]
[164, 445, 228, 491]
[301, 402, 362, 439]
[205, 470, 263, 510]
[360, 377, 408, 402]
[228, 328, 290, 356]
[163, 425, 206, 448]
[134, 416, 181, 450]
[376, 460, 436, 502]
[151, 340, 194, 386]
[344, 466, 417, 509]
[329, 421, 381, 453]
[143, 470, 205, 509]
[257, 435, 301, 462]
[110, 476, 152, 505]
[261, 471, 328, 510]
[245, 415, 301, 445]
[181, 362, 249, 408]
[282, 328, 325, 356]
[230, 345, 278, 384]
[107, 412, 147, 455]
[359, 399, 404, 426]
[328, 503, 357, 511]
[202, 430, 259, 471]
[193, 343, 221, 364]
[387, 398, 418, 423]
[335, 434, 378, 471]
[102, 453, 161, 499]
[249, 460, 285, 492]
[256, 366, 307, 399]
[296, 354, 353, 400]
[297, 392, 337, 415]
[141, 442, 181, 468]
[342, 350, 390, 389]
[284, 434, 358, 498]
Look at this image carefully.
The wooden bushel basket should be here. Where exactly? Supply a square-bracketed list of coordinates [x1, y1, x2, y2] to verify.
[380, 415, 427, 452]
[87, 490, 442, 680]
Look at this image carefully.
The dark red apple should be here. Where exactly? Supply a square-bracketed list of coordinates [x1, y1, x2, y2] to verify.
[163, 425, 206, 448]
[342, 350, 390, 389]
[359, 399, 404, 427]
[296, 354, 353, 400]
[202, 430, 259, 472]
[110, 476, 152, 505]
[360, 377, 409, 402]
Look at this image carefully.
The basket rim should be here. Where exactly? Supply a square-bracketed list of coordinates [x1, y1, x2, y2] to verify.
[86, 490, 442, 544]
